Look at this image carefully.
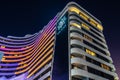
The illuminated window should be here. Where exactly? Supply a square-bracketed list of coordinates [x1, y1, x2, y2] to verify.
[47, 77, 51, 80]
[84, 34, 92, 41]
[69, 7, 103, 31]
[90, 19, 97, 27]
[71, 55, 75, 58]
[81, 23, 90, 30]
[73, 66, 78, 69]
[2, 57, 5, 60]
[24, 64, 27, 67]
[25, 46, 29, 48]
[90, 19, 103, 31]
[69, 7, 89, 21]
[114, 76, 119, 80]
[86, 49, 96, 56]
[1, 46, 5, 48]
[70, 23, 81, 29]
[69, 7, 80, 14]
[14, 54, 18, 56]
[97, 24, 103, 31]
[101, 64, 110, 71]
[79, 12, 89, 21]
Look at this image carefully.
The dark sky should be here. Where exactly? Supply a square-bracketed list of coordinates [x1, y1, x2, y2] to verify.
[0, 0, 119, 78]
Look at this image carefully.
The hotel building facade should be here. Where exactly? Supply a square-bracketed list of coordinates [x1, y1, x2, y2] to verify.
[0, 2, 118, 80]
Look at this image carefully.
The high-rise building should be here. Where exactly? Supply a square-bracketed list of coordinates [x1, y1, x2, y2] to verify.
[0, 2, 118, 80]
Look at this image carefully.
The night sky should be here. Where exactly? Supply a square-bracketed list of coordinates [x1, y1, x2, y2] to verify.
[0, 0, 119, 78]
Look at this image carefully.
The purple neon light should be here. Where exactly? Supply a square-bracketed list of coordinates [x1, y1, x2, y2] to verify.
[0, 72, 14, 75]
[9, 72, 27, 80]
[0, 33, 36, 43]
[35, 22, 56, 44]
[22, 17, 57, 75]
[0, 15, 58, 79]
[0, 68, 16, 71]
[35, 16, 57, 42]
[28, 28, 55, 67]
[26, 20, 56, 69]
[0, 76, 7, 80]
[0, 63, 18, 66]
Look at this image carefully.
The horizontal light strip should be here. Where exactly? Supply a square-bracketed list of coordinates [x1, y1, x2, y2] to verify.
[16, 42, 54, 70]
[15, 48, 53, 74]
[15, 29, 55, 70]
[1, 27, 55, 62]
[27, 55, 52, 78]
[28, 43, 54, 72]
[0, 17, 57, 76]
[19, 32, 55, 65]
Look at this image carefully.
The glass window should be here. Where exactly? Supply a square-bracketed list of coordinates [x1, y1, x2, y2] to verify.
[69, 7, 80, 14]
[1, 46, 5, 48]
[101, 64, 110, 71]
[84, 34, 92, 42]
[79, 12, 89, 21]
[69, 7, 103, 31]
[85, 48, 96, 56]
[81, 23, 90, 30]
[70, 23, 81, 29]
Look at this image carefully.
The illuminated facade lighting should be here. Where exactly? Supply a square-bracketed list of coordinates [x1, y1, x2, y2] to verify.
[0, 2, 118, 80]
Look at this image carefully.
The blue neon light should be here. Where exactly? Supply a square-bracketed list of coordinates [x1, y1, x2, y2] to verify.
[0, 52, 4, 61]
[57, 15, 67, 35]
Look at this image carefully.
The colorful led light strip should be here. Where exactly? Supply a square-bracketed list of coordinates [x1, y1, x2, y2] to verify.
[0, 16, 57, 79]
